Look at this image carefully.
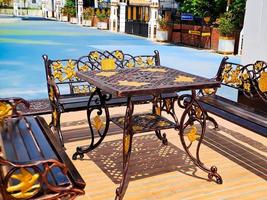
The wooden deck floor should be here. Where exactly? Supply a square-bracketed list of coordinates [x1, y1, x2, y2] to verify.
[44, 104, 267, 200]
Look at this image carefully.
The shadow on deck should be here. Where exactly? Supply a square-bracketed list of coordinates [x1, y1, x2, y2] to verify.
[62, 120, 267, 182]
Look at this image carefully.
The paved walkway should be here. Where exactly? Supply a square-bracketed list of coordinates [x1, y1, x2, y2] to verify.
[0, 16, 239, 100]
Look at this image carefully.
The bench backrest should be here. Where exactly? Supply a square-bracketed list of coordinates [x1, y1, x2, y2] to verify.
[43, 50, 160, 98]
[215, 57, 267, 102]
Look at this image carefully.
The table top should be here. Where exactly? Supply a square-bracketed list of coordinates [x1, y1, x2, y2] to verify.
[77, 66, 220, 97]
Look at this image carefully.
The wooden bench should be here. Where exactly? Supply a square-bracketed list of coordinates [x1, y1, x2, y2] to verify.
[43, 50, 178, 146]
[0, 98, 85, 200]
[198, 57, 267, 137]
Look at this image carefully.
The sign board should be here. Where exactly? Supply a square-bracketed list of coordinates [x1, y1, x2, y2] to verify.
[181, 13, 194, 21]
[129, 0, 150, 5]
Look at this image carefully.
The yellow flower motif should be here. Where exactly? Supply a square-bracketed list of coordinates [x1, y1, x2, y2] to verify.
[101, 58, 116, 71]
[90, 51, 99, 60]
[139, 68, 166, 73]
[126, 62, 134, 68]
[203, 88, 215, 95]
[165, 99, 172, 112]
[255, 62, 263, 71]
[224, 64, 232, 71]
[82, 85, 90, 93]
[242, 73, 249, 80]
[115, 50, 123, 60]
[174, 76, 195, 83]
[67, 60, 75, 69]
[132, 125, 142, 132]
[92, 115, 103, 131]
[7, 168, 40, 199]
[96, 71, 117, 77]
[243, 82, 251, 92]
[228, 70, 240, 85]
[73, 86, 80, 94]
[118, 80, 149, 87]
[52, 61, 63, 71]
[0, 102, 12, 121]
[222, 73, 229, 83]
[157, 121, 170, 127]
[80, 65, 90, 72]
[53, 71, 63, 82]
[49, 86, 54, 101]
[258, 71, 267, 93]
[195, 107, 202, 118]
[136, 57, 144, 66]
[124, 134, 130, 154]
[146, 57, 154, 66]
[62, 67, 76, 81]
[186, 126, 200, 142]
[155, 106, 161, 115]
[52, 110, 57, 126]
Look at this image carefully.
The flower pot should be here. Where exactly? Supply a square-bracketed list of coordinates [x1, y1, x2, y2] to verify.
[83, 19, 92, 27]
[218, 36, 235, 54]
[70, 17, 77, 24]
[61, 15, 68, 22]
[97, 22, 108, 30]
[156, 30, 168, 42]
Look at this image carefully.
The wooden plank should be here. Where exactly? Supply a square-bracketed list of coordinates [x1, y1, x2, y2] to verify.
[26, 117, 70, 186]
[37, 116, 85, 189]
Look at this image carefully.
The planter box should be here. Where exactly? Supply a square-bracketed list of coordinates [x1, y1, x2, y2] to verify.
[83, 19, 92, 27]
[70, 17, 78, 24]
[218, 36, 235, 54]
[61, 15, 68, 22]
[156, 30, 168, 42]
[97, 22, 108, 30]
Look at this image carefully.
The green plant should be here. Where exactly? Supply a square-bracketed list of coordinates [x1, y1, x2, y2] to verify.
[157, 17, 168, 31]
[96, 9, 107, 22]
[83, 7, 94, 20]
[218, 12, 235, 36]
[228, 0, 246, 29]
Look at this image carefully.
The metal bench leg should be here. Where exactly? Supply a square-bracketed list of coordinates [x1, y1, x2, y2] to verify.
[51, 109, 64, 147]
[206, 114, 219, 131]
[73, 88, 110, 160]
[177, 91, 223, 184]
[152, 95, 168, 145]
[115, 97, 134, 200]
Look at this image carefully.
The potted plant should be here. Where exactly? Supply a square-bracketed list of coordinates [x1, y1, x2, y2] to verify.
[60, 7, 69, 22]
[96, 9, 108, 30]
[218, 12, 236, 54]
[83, 7, 94, 26]
[156, 17, 169, 42]
[69, 7, 77, 24]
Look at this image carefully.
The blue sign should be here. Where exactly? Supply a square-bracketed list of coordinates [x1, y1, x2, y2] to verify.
[181, 13, 194, 21]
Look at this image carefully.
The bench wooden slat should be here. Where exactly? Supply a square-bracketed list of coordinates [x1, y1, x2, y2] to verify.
[37, 117, 86, 189]
[199, 95, 267, 137]
[26, 117, 70, 186]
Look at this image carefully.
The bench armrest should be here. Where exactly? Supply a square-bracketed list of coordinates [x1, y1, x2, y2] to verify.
[0, 156, 85, 199]
[0, 97, 29, 118]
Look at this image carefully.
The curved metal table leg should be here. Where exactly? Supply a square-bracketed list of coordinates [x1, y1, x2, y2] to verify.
[72, 88, 110, 160]
[177, 90, 223, 184]
[115, 97, 134, 200]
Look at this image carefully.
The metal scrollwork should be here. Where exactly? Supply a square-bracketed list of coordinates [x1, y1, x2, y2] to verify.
[178, 91, 222, 184]
[115, 97, 134, 200]
[72, 88, 110, 160]
[0, 158, 85, 200]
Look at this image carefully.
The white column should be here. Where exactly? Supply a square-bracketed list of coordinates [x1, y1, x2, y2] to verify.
[77, 0, 83, 25]
[13, 1, 19, 16]
[119, 1, 126, 33]
[55, 0, 61, 20]
[94, 0, 98, 8]
[42, 0, 48, 18]
[241, 0, 267, 64]
[148, 0, 159, 40]
[110, 0, 119, 32]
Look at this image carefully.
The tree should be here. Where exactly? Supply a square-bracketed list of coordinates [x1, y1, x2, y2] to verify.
[180, 0, 227, 20]
[228, 0, 247, 29]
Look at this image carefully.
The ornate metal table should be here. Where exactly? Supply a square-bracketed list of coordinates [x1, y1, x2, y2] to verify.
[72, 66, 222, 200]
